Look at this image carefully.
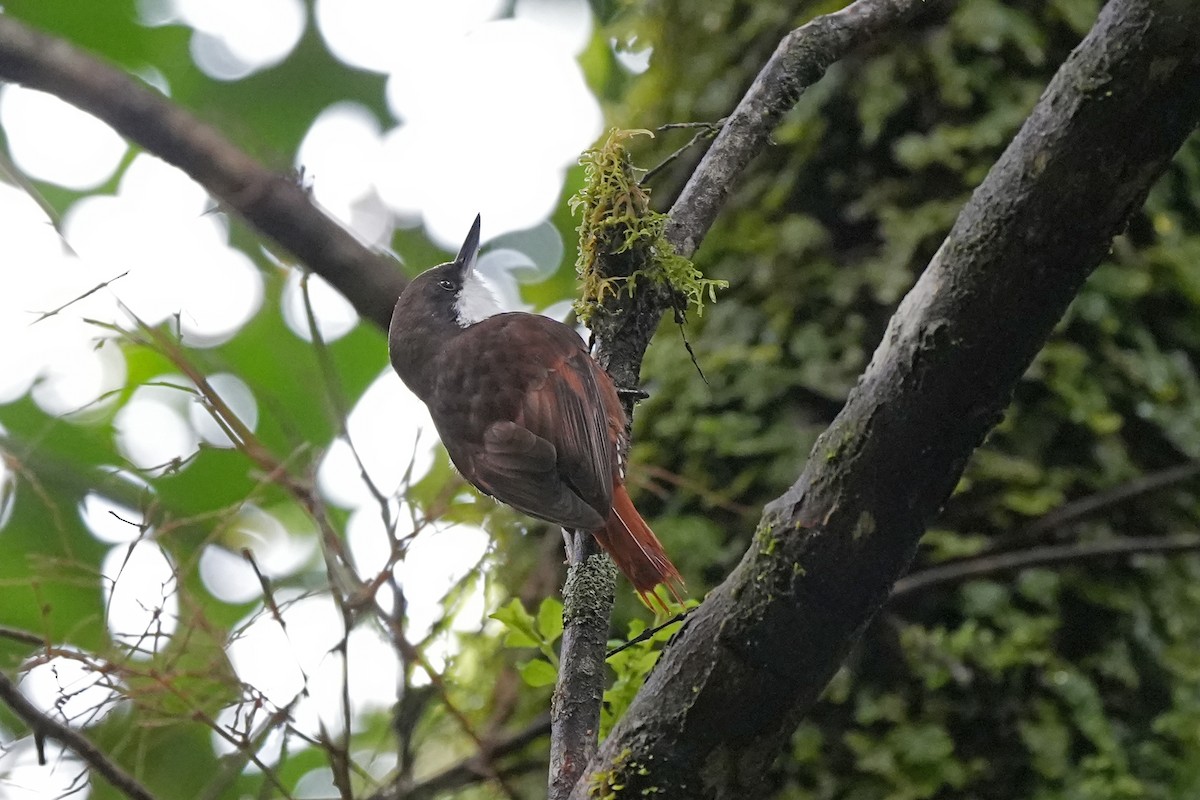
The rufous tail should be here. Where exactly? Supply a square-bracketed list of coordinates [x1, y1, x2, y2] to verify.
[592, 483, 685, 613]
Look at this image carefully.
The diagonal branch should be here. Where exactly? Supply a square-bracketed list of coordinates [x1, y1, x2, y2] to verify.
[572, 1, 1200, 797]
[0, 669, 158, 800]
[1019, 458, 1200, 542]
[365, 714, 552, 800]
[892, 534, 1200, 599]
[665, 0, 947, 259]
[0, 15, 405, 331]
[550, 1, 949, 797]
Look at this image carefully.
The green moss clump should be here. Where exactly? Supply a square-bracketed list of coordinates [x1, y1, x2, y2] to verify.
[569, 128, 726, 324]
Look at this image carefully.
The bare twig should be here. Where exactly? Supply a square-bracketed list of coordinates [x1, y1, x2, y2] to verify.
[30, 271, 127, 324]
[0, 670, 158, 800]
[0, 624, 46, 648]
[0, 16, 405, 331]
[605, 608, 695, 659]
[1020, 459, 1200, 541]
[365, 714, 552, 800]
[892, 534, 1200, 598]
[641, 119, 725, 185]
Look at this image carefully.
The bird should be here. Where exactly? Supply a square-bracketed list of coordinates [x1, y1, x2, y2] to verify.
[388, 214, 683, 610]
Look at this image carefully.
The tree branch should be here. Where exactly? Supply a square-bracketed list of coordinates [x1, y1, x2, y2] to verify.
[365, 714, 551, 800]
[665, 0, 945, 259]
[548, 552, 616, 799]
[0, 669, 158, 800]
[573, 1, 1200, 797]
[0, 15, 405, 331]
[551, 1, 948, 796]
[1020, 459, 1200, 541]
[891, 534, 1200, 599]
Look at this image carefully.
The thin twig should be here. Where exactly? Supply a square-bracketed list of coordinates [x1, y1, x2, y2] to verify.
[0, 670, 158, 800]
[364, 714, 552, 800]
[1022, 459, 1200, 540]
[605, 608, 695, 659]
[641, 120, 725, 186]
[892, 534, 1200, 599]
[30, 271, 127, 324]
[0, 624, 46, 648]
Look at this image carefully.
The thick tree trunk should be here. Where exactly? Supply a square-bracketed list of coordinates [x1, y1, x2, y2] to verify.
[571, 1, 1200, 797]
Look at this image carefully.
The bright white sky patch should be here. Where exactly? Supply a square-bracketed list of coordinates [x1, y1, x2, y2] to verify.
[64, 153, 264, 338]
[187, 372, 259, 447]
[19, 655, 122, 728]
[199, 545, 265, 604]
[173, 0, 306, 81]
[227, 599, 307, 707]
[315, 0, 504, 74]
[209, 702, 286, 765]
[317, 369, 436, 508]
[113, 380, 201, 472]
[29, 337, 126, 418]
[0, 86, 126, 190]
[0, 739, 90, 800]
[81, 495, 146, 545]
[315, 0, 600, 246]
[102, 541, 180, 657]
[227, 504, 317, 579]
[281, 269, 359, 343]
[377, 13, 602, 245]
[395, 524, 490, 641]
[296, 102, 393, 245]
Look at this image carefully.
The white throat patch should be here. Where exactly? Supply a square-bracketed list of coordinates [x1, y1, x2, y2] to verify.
[454, 270, 502, 327]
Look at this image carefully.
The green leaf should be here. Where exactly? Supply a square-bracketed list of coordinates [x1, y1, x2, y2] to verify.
[517, 658, 558, 688]
[489, 598, 541, 649]
[537, 597, 564, 644]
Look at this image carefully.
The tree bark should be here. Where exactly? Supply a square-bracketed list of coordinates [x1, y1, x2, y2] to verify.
[547, 1, 943, 795]
[571, 1, 1200, 797]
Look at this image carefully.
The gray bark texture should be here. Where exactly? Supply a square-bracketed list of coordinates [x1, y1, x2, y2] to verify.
[570, 1, 1200, 797]
[548, 553, 618, 799]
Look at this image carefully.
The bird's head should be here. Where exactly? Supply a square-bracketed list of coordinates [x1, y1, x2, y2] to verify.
[388, 214, 501, 395]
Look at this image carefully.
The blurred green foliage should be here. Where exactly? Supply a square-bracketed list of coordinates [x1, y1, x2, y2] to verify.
[1, 0, 1199, 798]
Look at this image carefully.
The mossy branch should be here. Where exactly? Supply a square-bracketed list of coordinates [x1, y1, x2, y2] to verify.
[570, 129, 727, 326]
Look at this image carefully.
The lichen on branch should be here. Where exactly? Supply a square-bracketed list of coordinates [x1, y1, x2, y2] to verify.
[570, 128, 726, 325]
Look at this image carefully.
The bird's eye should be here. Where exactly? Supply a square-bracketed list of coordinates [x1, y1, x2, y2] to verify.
[437, 279, 455, 291]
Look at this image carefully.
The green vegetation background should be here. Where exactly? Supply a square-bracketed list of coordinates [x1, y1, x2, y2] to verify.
[2, 0, 1199, 798]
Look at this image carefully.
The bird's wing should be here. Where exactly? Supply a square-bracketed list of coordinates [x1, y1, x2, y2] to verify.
[472, 421, 606, 531]
[463, 315, 621, 529]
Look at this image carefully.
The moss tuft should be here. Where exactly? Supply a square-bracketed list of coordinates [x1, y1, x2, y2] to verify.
[570, 128, 726, 324]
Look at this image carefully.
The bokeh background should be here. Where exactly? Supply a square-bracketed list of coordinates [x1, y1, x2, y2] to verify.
[3, 1, 1200, 798]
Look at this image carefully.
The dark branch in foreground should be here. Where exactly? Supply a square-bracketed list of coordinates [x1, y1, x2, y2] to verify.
[547, 551, 616, 800]
[547, 0, 948, 796]
[550, 1, 948, 796]
[0, 670, 157, 800]
[573, 1, 1200, 797]
[892, 535, 1200, 599]
[0, 15, 405, 331]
